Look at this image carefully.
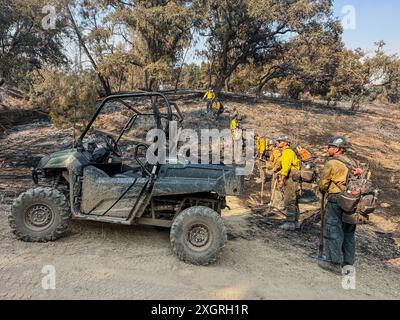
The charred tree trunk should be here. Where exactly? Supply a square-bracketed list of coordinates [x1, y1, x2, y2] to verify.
[225, 78, 229, 92]
[208, 62, 212, 89]
[174, 44, 191, 93]
[65, 4, 112, 96]
[214, 76, 226, 95]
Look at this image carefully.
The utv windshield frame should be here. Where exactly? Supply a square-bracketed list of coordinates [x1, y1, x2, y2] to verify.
[75, 92, 178, 149]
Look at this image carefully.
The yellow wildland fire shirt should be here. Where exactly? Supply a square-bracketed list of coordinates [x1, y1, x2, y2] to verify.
[256, 137, 267, 155]
[319, 155, 354, 194]
[268, 149, 281, 171]
[230, 118, 237, 130]
[280, 146, 300, 177]
[203, 91, 215, 100]
[212, 100, 223, 111]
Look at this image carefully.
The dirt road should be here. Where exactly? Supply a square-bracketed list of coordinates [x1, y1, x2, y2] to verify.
[0, 200, 399, 300]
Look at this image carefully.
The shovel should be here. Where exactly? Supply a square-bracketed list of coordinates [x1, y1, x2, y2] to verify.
[260, 169, 265, 205]
[318, 192, 326, 259]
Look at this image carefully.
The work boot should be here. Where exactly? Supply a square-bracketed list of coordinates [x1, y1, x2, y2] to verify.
[279, 221, 296, 231]
[317, 259, 342, 275]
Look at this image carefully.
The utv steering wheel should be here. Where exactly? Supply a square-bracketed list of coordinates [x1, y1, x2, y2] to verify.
[103, 135, 122, 158]
[133, 143, 153, 176]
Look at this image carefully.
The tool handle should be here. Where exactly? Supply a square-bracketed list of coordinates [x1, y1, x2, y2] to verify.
[318, 193, 326, 258]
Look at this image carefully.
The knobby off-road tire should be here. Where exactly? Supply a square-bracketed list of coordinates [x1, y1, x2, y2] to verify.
[170, 206, 227, 265]
[9, 187, 70, 242]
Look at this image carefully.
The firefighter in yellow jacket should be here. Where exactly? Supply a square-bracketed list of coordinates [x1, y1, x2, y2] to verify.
[211, 99, 224, 119]
[203, 88, 215, 113]
[267, 139, 281, 172]
[277, 135, 301, 230]
[254, 134, 267, 184]
[267, 139, 284, 210]
[255, 134, 267, 160]
[230, 114, 238, 130]
[230, 113, 242, 141]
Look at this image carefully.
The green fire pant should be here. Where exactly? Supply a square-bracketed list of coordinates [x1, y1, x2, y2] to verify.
[283, 174, 300, 222]
[323, 197, 356, 265]
[271, 172, 284, 208]
[206, 100, 212, 112]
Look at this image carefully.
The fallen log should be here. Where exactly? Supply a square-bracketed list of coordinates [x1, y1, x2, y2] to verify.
[0, 87, 26, 100]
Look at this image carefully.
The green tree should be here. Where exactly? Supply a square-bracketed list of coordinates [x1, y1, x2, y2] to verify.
[329, 42, 400, 110]
[275, 19, 343, 99]
[30, 69, 97, 128]
[178, 62, 210, 89]
[363, 41, 400, 105]
[0, 0, 67, 88]
[327, 48, 366, 106]
[109, 0, 193, 90]
[194, 0, 337, 94]
[64, 0, 114, 95]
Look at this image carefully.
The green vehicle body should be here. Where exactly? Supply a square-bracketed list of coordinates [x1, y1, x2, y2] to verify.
[13, 92, 244, 265]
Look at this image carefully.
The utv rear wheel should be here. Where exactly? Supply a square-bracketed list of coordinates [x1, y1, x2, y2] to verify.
[9, 187, 70, 242]
[170, 206, 227, 265]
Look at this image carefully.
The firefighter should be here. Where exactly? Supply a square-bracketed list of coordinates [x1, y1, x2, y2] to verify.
[255, 134, 267, 160]
[254, 134, 267, 184]
[318, 136, 361, 273]
[230, 112, 242, 142]
[267, 139, 281, 171]
[232, 106, 241, 121]
[230, 113, 238, 131]
[211, 99, 224, 119]
[267, 139, 284, 210]
[276, 135, 301, 230]
[203, 88, 215, 113]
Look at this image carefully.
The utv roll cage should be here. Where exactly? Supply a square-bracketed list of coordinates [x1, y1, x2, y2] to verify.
[75, 91, 183, 150]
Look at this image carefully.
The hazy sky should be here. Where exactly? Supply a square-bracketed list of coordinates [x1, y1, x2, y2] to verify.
[333, 0, 400, 55]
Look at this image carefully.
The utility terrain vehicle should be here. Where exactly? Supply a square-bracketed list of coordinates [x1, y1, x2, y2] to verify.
[9, 92, 243, 265]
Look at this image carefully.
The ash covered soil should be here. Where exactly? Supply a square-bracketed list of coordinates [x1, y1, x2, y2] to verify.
[0, 94, 399, 299]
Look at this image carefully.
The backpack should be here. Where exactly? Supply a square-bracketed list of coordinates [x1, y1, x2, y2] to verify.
[295, 146, 317, 183]
[218, 101, 224, 113]
[335, 158, 378, 224]
[300, 161, 317, 183]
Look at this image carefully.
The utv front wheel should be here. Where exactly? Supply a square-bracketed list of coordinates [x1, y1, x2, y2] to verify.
[170, 206, 227, 265]
[9, 187, 70, 242]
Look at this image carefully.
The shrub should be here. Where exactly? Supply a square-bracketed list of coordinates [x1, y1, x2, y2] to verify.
[30, 69, 97, 128]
